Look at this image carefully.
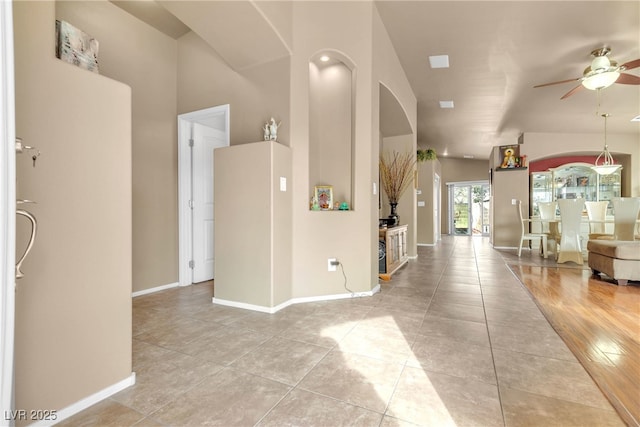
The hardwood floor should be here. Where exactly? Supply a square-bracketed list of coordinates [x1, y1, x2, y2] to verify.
[510, 265, 640, 427]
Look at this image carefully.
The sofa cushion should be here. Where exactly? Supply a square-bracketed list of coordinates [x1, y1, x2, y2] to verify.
[587, 240, 640, 261]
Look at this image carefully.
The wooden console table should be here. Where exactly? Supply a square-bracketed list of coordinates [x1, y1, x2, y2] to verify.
[379, 224, 408, 281]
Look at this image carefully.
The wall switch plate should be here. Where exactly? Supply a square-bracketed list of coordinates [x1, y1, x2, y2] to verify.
[418, 201, 425, 207]
[280, 177, 286, 192]
[328, 258, 338, 272]
[511, 199, 518, 205]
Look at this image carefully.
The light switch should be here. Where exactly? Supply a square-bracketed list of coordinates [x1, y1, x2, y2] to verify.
[418, 201, 425, 207]
[280, 177, 286, 192]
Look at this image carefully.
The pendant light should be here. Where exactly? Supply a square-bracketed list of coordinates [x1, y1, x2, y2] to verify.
[591, 113, 622, 175]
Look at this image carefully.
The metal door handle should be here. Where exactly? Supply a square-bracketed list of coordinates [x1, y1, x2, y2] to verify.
[16, 208, 37, 280]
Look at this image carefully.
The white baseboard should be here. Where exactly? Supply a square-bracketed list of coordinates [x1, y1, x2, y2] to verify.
[33, 373, 136, 427]
[493, 246, 518, 250]
[212, 284, 381, 314]
[132, 282, 179, 298]
[417, 243, 436, 247]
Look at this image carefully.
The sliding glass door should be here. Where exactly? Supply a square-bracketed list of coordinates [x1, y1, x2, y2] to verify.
[448, 182, 490, 236]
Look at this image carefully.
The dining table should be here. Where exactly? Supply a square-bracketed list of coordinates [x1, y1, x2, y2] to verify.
[528, 216, 640, 263]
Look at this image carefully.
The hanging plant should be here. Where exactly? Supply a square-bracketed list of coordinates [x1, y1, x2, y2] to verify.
[417, 148, 437, 162]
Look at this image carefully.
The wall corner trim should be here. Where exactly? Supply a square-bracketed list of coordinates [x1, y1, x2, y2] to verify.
[30, 373, 136, 427]
[212, 284, 382, 314]
[132, 282, 180, 298]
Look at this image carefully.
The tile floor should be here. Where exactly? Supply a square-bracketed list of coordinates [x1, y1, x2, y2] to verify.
[60, 236, 624, 426]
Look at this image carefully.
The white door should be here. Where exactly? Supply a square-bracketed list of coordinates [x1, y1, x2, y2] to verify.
[192, 123, 227, 283]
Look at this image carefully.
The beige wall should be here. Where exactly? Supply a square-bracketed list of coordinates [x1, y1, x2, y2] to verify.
[14, 1, 132, 418]
[489, 147, 530, 248]
[416, 159, 442, 245]
[438, 157, 490, 234]
[56, 0, 179, 292]
[309, 61, 353, 205]
[177, 31, 291, 146]
[214, 142, 292, 308]
[372, 5, 417, 268]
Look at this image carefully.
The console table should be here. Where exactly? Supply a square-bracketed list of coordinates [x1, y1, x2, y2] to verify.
[379, 224, 408, 281]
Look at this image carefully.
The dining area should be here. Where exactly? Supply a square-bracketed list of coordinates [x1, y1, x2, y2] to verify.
[518, 197, 640, 285]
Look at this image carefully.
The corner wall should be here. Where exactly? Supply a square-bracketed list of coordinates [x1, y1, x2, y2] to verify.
[14, 1, 132, 417]
[56, 0, 179, 292]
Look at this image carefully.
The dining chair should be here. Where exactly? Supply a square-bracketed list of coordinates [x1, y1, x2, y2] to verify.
[611, 197, 640, 241]
[517, 200, 548, 258]
[585, 200, 612, 240]
[538, 201, 560, 258]
[557, 198, 585, 264]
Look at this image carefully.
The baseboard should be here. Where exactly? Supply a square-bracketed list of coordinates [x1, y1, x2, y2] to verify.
[34, 373, 136, 427]
[493, 246, 518, 250]
[132, 282, 179, 298]
[212, 284, 381, 314]
[417, 243, 436, 247]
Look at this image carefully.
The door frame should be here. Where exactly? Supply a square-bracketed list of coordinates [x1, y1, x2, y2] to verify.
[177, 105, 229, 287]
[0, 0, 16, 418]
[447, 180, 490, 236]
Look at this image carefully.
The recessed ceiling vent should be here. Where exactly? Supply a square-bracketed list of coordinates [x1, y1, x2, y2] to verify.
[429, 55, 450, 69]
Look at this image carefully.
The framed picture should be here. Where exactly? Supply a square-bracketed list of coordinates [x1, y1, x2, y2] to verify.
[55, 20, 100, 73]
[577, 176, 589, 186]
[314, 185, 333, 210]
[499, 144, 520, 168]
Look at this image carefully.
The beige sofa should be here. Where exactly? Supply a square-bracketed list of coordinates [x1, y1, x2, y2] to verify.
[587, 240, 640, 286]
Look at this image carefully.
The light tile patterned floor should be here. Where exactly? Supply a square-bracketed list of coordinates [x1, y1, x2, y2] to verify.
[59, 236, 624, 426]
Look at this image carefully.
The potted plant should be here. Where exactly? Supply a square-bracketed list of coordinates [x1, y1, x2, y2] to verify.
[417, 148, 437, 162]
[379, 151, 416, 226]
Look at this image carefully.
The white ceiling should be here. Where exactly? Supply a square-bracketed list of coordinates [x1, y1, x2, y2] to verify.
[112, 1, 640, 160]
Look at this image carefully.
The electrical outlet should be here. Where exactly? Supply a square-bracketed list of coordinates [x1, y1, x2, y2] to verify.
[328, 258, 338, 272]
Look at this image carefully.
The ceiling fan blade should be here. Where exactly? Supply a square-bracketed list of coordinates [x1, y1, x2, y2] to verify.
[533, 77, 581, 88]
[620, 58, 640, 71]
[560, 84, 584, 100]
[616, 73, 640, 85]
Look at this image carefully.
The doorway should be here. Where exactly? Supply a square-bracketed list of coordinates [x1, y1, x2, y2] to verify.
[178, 105, 229, 286]
[448, 181, 490, 236]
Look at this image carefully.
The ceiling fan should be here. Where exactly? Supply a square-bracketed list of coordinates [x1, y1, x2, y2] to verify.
[534, 47, 640, 99]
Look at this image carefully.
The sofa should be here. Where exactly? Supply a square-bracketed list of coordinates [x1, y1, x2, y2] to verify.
[587, 240, 640, 286]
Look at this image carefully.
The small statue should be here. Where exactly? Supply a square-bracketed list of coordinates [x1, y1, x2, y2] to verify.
[268, 117, 281, 141]
[263, 123, 270, 141]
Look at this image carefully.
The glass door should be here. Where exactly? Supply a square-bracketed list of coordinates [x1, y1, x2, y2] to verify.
[449, 182, 490, 236]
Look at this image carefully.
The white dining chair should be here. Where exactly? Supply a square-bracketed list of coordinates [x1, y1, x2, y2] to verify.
[585, 200, 612, 240]
[611, 197, 640, 241]
[557, 198, 585, 264]
[517, 200, 548, 258]
[538, 201, 560, 258]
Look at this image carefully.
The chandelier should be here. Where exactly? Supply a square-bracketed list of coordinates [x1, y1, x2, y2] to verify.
[591, 113, 622, 175]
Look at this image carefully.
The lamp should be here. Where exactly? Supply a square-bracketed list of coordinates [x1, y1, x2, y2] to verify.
[581, 50, 621, 90]
[592, 113, 622, 175]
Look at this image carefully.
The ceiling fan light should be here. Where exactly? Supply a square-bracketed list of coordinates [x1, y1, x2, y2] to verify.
[582, 71, 620, 90]
[591, 55, 610, 71]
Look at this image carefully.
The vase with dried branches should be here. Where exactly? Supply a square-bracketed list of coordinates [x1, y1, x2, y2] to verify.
[379, 151, 416, 226]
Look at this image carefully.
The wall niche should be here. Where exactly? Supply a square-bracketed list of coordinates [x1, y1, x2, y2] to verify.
[308, 52, 355, 210]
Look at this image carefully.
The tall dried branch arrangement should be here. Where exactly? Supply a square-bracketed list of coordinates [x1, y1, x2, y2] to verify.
[379, 151, 416, 204]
